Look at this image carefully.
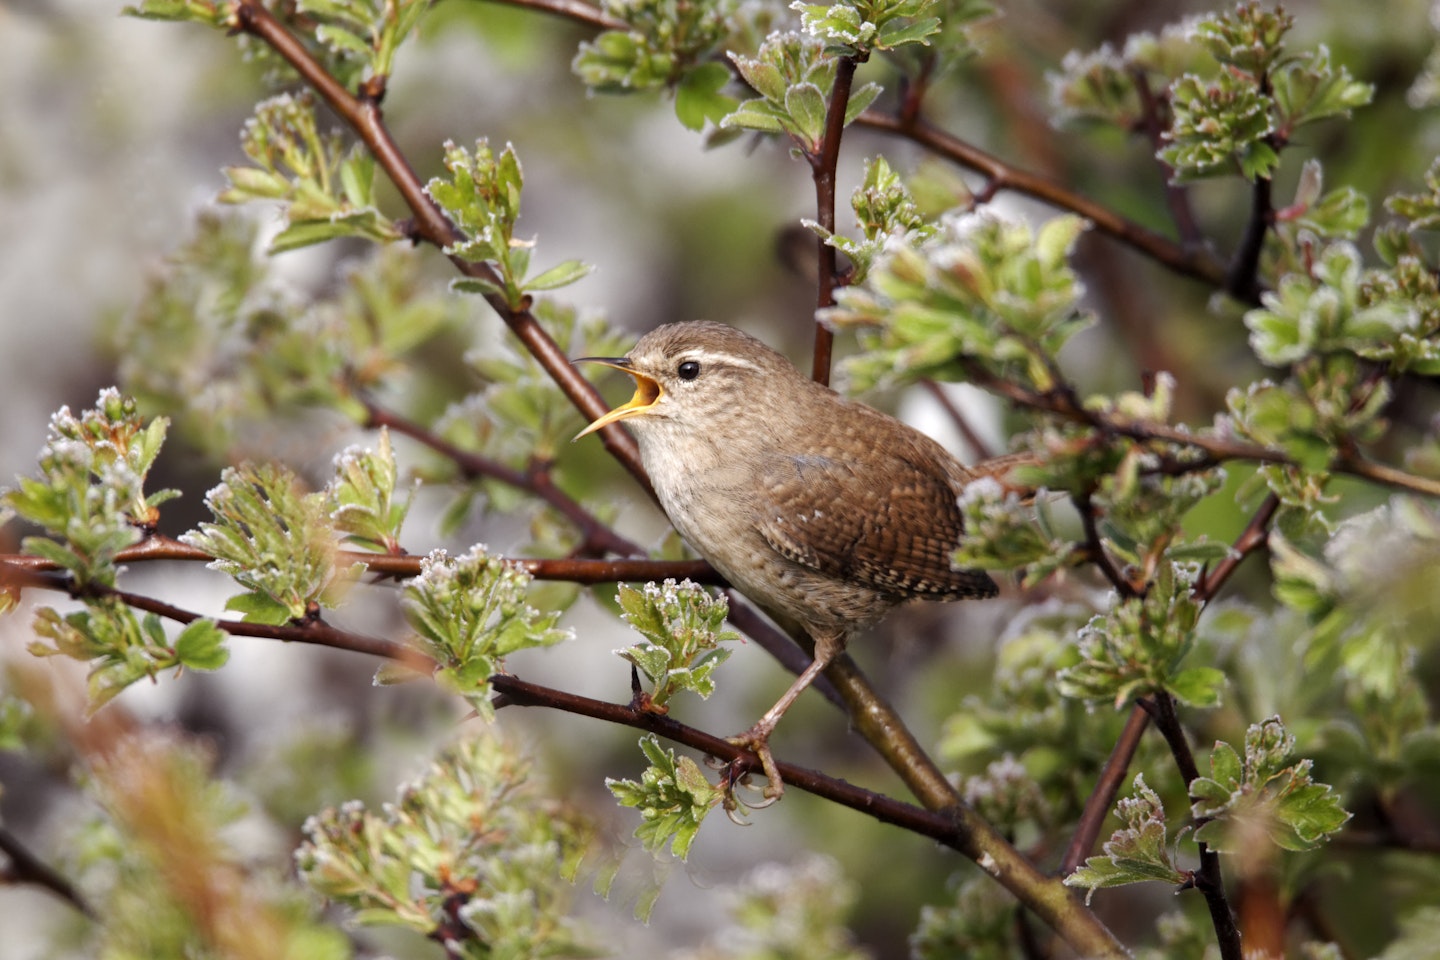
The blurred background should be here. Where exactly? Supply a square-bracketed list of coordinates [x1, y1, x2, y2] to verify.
[2, 0, 1439, 956]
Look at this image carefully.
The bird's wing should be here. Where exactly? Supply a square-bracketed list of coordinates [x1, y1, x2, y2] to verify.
[754, 447, 997, 600]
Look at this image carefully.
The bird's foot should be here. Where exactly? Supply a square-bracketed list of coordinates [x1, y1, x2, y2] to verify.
[717, 723, 784, 822]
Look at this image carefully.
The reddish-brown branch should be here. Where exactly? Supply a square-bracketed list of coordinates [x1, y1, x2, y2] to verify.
[1130, 67, 1203, 249]
[1061, 701, 1151, 876]
[490, 672, 1128, 959]
[491, 673, 959, 834]
[1196, 493, 1279, 601]
[857, 112, 1229, 289]
[0, 562, 430, 667]
[921, 379, 995, 460]
[0, 537, 718, 587]
[808, 55, 861, 385]
[360, 398, 651, 558]
[1227, 171, 1273, 305]
[1074, 488, 1137, 598]
[492, 0, 627, 30]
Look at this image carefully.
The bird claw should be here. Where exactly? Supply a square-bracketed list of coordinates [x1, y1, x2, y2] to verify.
[715, 725, 785, 819]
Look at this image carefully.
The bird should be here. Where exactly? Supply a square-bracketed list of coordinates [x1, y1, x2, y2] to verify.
[574, 320, 1004, 800]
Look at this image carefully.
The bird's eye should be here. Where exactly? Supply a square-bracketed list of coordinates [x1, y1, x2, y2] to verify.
[677, 360, 701, 381]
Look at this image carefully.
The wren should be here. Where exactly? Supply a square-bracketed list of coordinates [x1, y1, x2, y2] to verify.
[576, 321, 1001, 798]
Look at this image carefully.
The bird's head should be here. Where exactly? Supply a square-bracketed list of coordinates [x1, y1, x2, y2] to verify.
[573, 321, 800, 441]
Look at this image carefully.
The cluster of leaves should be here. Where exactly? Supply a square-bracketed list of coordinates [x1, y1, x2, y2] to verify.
[1067, 717, 1349, 899]
[614, 579, 737, 710]
[3, 392, 229, 708]
[722, 32, 880, 155]
[572, 0, 742, 130]
[827, 212, 1092, 393]
[330, 428, 411, 555]
[114, 213, 466, 457]
[393, 546, 572, 718]
[1227, 231, 1440, 529]
[790, 0, 940, 58]
[1269, 499, 1440, 789]
[2, 390, 174, 588]
[603, 580, 745, 855]
[806, 156, 941, 284]
[1048, 4, 1372, 182]
[220, 92, 402, 252]
[427, 139, 593, 309]
[294, 0, 428, 91]
[77, 731, 350, 959]
[296, 731, 595, 958]
[1059, 561, 1221, 709]
[435, 302, 631, 493]
[607, 734, 724, 860]
[937, 608, 1133, 814]
[183, 461, 360, 625]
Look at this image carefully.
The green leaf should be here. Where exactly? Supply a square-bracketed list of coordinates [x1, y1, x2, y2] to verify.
[224, 591, 296, 626]
[524, 258, 594, 292]
[1065, 775, 1187, 902]
[675, 61, 738, 131]
[182, 461, 341, 622]
[174, 619, 231, 671]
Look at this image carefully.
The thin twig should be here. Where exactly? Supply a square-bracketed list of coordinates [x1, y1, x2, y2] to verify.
[1226, 171, 1273, 305]
[493, 0, 626, 30]
[961, 363, 1440, 499]
[921, 380, 995, 460]
[361, 397, 648, 558]
[857, 111, 1229, 289]
[1074, 488, 1135, 598]
[1147, 691, 1243, 960]
[0, 537, 720, 586]
[491, 672, 1130, 960]
[1061, 702, 1151, 876]
[1130, 67, 1203, 249]
[0, 827, 95, 919]
[807, 54, 861, 384]
[1196, 493, 1279, 601]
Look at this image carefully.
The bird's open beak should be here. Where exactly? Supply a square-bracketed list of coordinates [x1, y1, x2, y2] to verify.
[572, 357, 663, 440]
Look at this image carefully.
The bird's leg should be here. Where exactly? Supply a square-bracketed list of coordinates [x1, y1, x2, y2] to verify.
[727, 631, 844, 803]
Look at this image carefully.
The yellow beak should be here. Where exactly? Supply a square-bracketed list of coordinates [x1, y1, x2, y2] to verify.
[572, 357, 663, 440]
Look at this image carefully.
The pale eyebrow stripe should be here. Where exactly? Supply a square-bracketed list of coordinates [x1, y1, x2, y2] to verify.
[685, 348, 764, 373]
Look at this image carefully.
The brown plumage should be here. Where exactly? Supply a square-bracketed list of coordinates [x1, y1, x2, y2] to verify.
[576, 321, 1006, 799]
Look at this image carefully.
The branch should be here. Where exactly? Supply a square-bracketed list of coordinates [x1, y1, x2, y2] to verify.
[0, 827, 95, 919]
[232, 0, 652, 491]
[921, 380, 995, 460]
[0, 537, 720, 587]
[807, 55, 861, 385]
[858, 111, 1229, 289]
[1226, 172, 1272, 304]
[962, 364, 1440, 499]
[1196, 493, 1279, 601]
[1061, 701, 1151, 876]
[492, 0, 626, 30]
[491, 672, 1130, 960]
[1130, 67, 1203, 249]
[1074, 487, 1136, 598]
[360, 397, 649, 558]
[1145, 691, 1243, 960]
